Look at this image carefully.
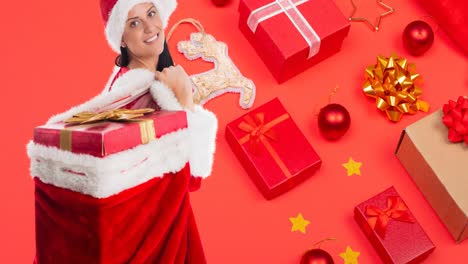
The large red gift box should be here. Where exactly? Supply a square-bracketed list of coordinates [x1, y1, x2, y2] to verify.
[354, 187, 435, 264]
[33, 110, 187, 157]
[238, 0, 350, 83]
[226, 98, 321, 199]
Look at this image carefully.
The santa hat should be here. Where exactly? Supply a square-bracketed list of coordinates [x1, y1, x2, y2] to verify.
[100, 0, 177, 53]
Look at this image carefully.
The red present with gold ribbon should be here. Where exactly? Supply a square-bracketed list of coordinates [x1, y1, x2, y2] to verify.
[354, 187, 435, 264]
[225, 98, 321, 199]
[396, 103, 468, 243]
[238, 0, 350, 83]
[34, 109, 187, 157]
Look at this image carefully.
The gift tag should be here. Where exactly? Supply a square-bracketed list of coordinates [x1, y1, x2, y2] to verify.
[167, 19, 256, 109]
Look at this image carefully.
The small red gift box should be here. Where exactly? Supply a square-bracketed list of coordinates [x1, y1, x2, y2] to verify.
[34, 111, 187, 157]
[226, 98, 321, 199]
[238, 0, 350, 83]
[354, 187, 435, 264]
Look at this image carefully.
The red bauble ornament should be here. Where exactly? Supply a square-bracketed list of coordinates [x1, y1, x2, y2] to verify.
[211, 0, 230, 7]
[318, 104, 351, 140]
[301, 238, 336, 264]
[300, 248, 334, 264]
[403, 20, 434, 56]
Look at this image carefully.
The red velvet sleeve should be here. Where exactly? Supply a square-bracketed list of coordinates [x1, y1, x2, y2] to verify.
[188, 176, 202, 192]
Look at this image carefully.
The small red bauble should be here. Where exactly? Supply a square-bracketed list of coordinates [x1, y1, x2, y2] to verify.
[211, 0, 231, 7]
[318, 104, 351, 140]
[300, 248, 334, 264]
[403, 20, 434, 56]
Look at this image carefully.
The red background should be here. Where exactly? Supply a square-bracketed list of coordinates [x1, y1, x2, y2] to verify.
[2, 0, 467, 263]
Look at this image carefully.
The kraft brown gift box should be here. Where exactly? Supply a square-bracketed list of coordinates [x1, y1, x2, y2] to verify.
[395, 110, 468, 243]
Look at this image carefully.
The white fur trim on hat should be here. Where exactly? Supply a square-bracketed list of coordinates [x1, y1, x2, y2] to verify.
[105, 0, 177, 53]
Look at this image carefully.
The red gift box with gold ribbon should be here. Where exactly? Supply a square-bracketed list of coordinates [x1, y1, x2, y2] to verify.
[225, 98, 321, 199]
[354, 187, 435, 264]
[238, 0, 350, 83]
[34, 110, 187, 157]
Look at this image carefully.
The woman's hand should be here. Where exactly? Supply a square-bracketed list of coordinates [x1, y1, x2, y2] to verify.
[155, 65, 194, 111]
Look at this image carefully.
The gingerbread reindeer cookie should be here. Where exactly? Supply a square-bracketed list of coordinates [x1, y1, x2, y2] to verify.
[168, 19, 256, 109]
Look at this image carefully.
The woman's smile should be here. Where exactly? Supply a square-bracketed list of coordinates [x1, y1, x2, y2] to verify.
[144, 32, 160, 44]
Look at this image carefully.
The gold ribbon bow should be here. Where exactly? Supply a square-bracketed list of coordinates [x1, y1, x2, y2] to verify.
[363, 54, 429, 122]
[64, 108, 155, 125]
[60, 108, 156, 152]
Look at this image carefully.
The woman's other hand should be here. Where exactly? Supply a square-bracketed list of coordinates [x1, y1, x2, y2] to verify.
[155, 65, 194, 111]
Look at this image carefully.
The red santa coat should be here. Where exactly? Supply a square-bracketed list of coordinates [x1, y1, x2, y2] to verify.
[27, 67, 218, 263]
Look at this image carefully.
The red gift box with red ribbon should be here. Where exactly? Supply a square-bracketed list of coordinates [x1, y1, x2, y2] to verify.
[238, 0, 350, 83]
[225, 98, 321, 199]
[33, 111, 187, 157]
[354, 187, 435, 264]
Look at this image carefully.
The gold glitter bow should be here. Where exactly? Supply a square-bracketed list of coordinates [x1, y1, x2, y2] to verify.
[363, 54, 429, 122]
[64, 108, 155, 125]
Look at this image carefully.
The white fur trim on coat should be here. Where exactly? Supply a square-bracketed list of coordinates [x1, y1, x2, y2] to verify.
[100, 65, 122, 94]
[150, 81, 183, 111]
[105, 0, 177, 53]
[29, 67, 217, 197]
[186, 105, 217, 177]
[148, 70, 218, 177]
[27, 128, 190, 198]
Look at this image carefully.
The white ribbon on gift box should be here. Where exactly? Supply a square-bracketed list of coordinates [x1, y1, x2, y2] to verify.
[247, 0, 320, 59]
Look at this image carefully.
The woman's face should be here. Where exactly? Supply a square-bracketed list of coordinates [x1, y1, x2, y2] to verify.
[122, 3, 164, 59]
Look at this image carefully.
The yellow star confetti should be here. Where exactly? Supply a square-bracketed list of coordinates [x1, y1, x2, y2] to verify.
[339, 246, 360, 264]
[342, 157, 362, 176]
[289, 213, 310, 234]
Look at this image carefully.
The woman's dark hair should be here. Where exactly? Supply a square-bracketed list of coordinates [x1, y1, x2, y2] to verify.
[115, 40, 174, 71]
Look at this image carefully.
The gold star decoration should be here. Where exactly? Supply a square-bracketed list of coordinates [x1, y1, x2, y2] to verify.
[339, 246, 361, 264]
[289, 213, 310, 234]
[342, 157, 362, 176]
[349, 0, 395, 31]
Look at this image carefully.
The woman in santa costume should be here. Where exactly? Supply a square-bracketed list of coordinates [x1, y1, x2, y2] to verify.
[27, 0, 217, 263]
